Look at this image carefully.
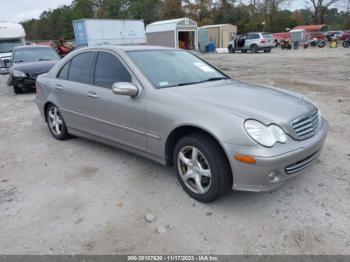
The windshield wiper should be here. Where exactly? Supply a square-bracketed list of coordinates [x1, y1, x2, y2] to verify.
[14, 60, 24, 63]
[199, 77, 228, 83]
[162, 77, 228, 88]
[38, 58, 52, 61]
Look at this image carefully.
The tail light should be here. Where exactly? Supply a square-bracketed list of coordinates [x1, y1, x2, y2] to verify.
[260, 40, 266, 44]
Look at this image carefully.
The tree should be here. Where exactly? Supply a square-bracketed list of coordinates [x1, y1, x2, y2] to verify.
[306, 0, 341, 23]
[260, 0, 291, 31]
[183, 0, 214, 25]
[162, 0, 183, 19]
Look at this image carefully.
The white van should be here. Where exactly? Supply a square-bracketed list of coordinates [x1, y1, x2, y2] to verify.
[0, 22, 26, 74]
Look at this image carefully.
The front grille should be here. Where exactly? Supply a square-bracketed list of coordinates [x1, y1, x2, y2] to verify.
[0, 58, 11, 68]
[291, 109, 320, 140]
[285, 151, 319, 175]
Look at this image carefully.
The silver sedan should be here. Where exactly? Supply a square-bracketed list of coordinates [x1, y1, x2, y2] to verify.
[35, 46, 329, 202]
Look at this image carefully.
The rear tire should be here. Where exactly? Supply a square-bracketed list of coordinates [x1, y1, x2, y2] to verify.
[263, 48, 271, 53]
[173, 133, 232, 202]
[46, 103, 69, 140]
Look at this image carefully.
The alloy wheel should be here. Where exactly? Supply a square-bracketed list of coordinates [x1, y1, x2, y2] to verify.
[48, 106, 63, 136]
[177, 146, 212, 194]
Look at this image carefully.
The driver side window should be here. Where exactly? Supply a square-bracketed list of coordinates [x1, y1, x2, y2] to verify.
[94, 52, 132, 89]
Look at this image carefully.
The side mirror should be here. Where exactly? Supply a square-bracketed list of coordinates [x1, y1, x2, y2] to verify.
[112, 82, 139, 97]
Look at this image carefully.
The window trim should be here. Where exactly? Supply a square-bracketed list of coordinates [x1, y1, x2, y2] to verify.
[56, 60, 71, 80]
[56, 51, 95, 85]
[93, 50, 134, 89]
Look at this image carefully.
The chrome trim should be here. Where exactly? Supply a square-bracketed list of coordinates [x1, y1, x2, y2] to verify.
[291, 109, 320, 140]
[285, 151, 319, 175]
[61, 108, 161, 140]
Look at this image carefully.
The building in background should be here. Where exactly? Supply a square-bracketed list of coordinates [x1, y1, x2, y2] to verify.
[146, 18, 198, 50]
[199, 24, 237, 49]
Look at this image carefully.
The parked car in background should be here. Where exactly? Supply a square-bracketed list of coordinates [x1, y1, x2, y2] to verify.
[8, 45, 60, 94]
[228, 32, 275, 53]
[325, 31, 343, 41]
[307, 32, 327, 40]
[340, 30, 350, 40]
[35, 46, 328, 202]
[0, 22, 26, 74]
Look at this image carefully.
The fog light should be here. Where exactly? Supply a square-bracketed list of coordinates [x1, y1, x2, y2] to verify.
[268, 171, 280, 183]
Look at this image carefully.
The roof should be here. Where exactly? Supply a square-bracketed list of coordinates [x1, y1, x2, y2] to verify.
[200, 24, 236, 29]
[78, 45, 178, 52]
[14, 45, 53, 50]
[146, 18, 197, 33]
[147, 18, 191, 26]
[293, 24, 328, 32]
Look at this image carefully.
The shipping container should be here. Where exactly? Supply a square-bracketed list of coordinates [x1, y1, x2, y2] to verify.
[73, 19, 146, 46]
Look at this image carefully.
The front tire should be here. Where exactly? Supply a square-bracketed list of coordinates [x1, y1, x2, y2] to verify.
[228, 45, 235, 53]
[13, 85, 22, 94]
[343, 41, 350, 48]
[250, 44, 259, 53]
[173, 133, 232, 202]
[46, 104, 69, 140]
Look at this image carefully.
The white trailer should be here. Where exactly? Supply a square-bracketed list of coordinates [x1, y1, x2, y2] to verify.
[0, 22, 26, 74]
[73, 19, 146, 47]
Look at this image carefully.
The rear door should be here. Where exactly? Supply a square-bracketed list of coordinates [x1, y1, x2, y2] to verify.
[245, 33, 259, 48]
[54, 51, 95, 133]
[87, 51, 146, 151]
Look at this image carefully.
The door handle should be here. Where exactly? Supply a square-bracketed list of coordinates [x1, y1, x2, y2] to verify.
[55, 84, 63, 91]
[87, 91, 98, 99]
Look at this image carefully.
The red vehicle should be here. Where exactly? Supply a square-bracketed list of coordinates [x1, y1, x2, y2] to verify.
[340, 30, 350, 40]
[293, 25, 327, 40]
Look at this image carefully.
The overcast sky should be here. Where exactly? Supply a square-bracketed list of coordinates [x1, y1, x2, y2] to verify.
[0, 0, 342, 23]
[1, 0, 73, 23]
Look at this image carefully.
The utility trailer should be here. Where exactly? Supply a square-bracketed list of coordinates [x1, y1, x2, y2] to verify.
[73, 19, 146, 47]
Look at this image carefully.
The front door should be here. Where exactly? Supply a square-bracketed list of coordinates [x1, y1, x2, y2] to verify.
[87, 51, 146, 151]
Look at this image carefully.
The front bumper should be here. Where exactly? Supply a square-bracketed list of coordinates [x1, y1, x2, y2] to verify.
[12, 76, 36, 90]
[0, 67, 10, 74]
[223, 118, 329, 192]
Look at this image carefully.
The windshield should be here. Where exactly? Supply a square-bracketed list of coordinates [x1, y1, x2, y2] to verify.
[13, 48, 60, 63]
[0, 39, 22, 53]
[128, 50, 228, 88]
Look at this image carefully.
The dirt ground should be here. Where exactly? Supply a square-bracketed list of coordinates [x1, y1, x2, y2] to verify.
[0, 47, 349, 255]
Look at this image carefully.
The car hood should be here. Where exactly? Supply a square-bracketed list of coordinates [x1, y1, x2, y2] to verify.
[12, 60, 58, 74]
[0, 52, 12, 59]
[163, 79, 316, 126]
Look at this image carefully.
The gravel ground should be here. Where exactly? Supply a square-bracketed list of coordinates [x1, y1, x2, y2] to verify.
[0, 47, 350, 255]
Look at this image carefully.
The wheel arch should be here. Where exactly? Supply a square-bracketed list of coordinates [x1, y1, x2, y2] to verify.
[43, 101, 55, 122]
[164, 125, 231, 169]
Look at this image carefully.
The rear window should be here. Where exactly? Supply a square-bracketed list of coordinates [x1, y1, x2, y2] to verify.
[57, 61, 70, 80]
[68, 52, 93, 84]
[262, 33, 273, 39]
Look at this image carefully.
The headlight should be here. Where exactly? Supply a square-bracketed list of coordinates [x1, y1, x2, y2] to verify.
[13, 70, 27, 77]
[244, 120, 287, 147]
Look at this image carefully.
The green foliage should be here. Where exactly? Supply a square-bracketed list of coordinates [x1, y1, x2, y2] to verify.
[21, 0, 350, 41]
